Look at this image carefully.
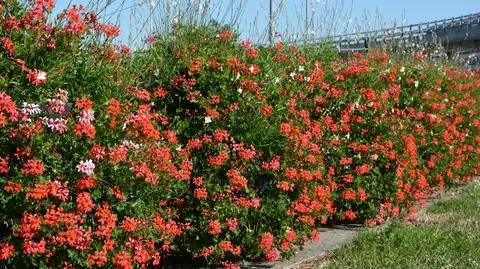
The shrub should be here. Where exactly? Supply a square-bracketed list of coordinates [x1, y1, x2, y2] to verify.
[0, 1, 479, 268]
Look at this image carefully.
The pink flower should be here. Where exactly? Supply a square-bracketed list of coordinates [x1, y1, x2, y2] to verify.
[251, 198, 261, 208]
[42, 117, 68, 133]
[47, 99, 66, 114]
[76, 160, 95, 176]
[265, 247, 280, 261]
[78, 109, 95, 124]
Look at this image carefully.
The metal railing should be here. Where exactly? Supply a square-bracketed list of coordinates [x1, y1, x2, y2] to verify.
[316, 12, 480, 46]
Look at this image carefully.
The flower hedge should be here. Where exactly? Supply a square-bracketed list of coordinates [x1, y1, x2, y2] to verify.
[0, 1, 479, 268]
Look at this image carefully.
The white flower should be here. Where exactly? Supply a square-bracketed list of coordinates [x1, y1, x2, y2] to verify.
[237, 88, 243, 94]
[414, 81, 419, 88]
[298, 66, 305, 72]
[289, 72, 296, 78]
[400, 66, 405, 73]
[36, 71, 47, 81]
[249, 65, 255, 73]
[274, 77, 280, 84]
[204, 116, 212, 124]
[21, 102, 41, 115]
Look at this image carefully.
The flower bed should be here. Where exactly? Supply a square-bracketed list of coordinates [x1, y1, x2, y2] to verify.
[0, 1, 479, 268]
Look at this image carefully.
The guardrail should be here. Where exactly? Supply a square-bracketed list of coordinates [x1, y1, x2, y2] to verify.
[316, 12, 480, 46]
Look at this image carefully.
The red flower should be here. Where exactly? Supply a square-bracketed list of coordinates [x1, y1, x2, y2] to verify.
[108, 146, 128, 164]
[133, 88, 151, 102]
[339, 157, 352, 166]
[222, 261, 240, 269]
[213, 129, 229, 142]
[208, 151, 229, 167]
[208, 219, 221, 235]
[76, 192, 94, 213]
[75, 177, 96, 190]
[112, 251, 133, 269]
[75, 97, 93, 110]
[355, 164, 371, 175]
[73, 123, 96, 139]
[153, 87, 167, 98]
[357, 188, 368, 201]
[26, 69, 47, 86]
[265, 247, 280, 261]
[26, 183, 50, 200]
[260, 105, 273, 117]
[106, 98, 121, 116]
[1, 37, 14, 56]
[4, 181, 22, 193]
[226, 169, 248, 190]
[361, 88, 377, 101]
[120, 217, 139, 232]
[225, 218, 238, 231]
[22, 238, 46, 255]
[0, 156, 8, 173]
[0, 242, 15, 260]
[342, 209, 356, 221]
[259, 232, 274, 251]
[112, 186, 125, 201]
[403, 135, 418, 166]
[94, 203, 117, 238]
[89, 144, 106, 160]
[199, 246, 214, 257]
[219, 240, 233, 252]
[276, 181, 293, 192]
[87, 250, 108, 267]
[193, 188, 208, 199]
[341, 189, 356, 200]
[217, 30, 233, 40]
[21, 159, 44, 176]
[98, 23, 120, 38]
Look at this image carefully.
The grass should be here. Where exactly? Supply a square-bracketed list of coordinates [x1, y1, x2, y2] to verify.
[319, 182, 480, 269]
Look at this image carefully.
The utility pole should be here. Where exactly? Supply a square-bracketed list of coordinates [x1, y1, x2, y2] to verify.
[269, 0, 274, 45]
[311, 0, 315, 40]
[305, 0, 309, 42]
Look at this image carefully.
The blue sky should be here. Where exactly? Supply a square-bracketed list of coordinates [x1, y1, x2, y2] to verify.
[52, 0, 479, 46]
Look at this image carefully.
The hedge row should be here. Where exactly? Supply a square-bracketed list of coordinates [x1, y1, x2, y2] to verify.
[0, 1, 479, 268]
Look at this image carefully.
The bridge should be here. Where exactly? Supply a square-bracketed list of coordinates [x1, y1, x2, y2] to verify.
[317, 12, 480, 68]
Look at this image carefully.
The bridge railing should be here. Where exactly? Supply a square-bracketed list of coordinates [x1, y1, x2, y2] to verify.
[316, 12, 480, 46]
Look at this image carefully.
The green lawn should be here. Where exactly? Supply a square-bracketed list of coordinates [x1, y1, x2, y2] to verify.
[322, 182, 480, 269]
